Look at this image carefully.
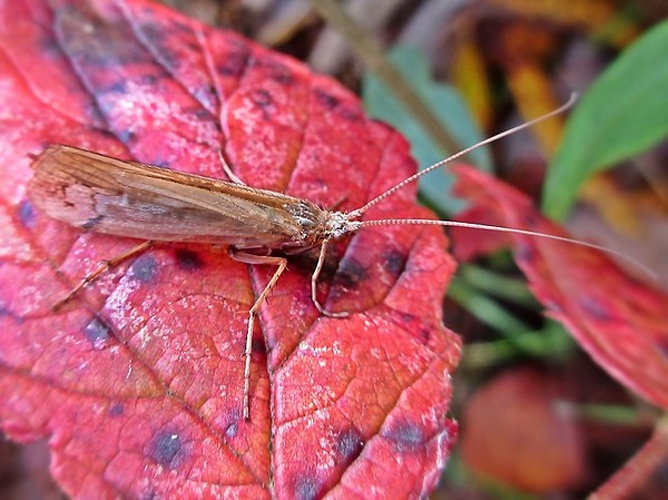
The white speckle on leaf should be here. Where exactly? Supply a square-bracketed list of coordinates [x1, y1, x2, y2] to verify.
[315, 436, 336, 470]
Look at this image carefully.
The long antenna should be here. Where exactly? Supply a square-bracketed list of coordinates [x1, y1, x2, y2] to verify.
[349, 93, 578, 218]
[359, 217, 656, 279]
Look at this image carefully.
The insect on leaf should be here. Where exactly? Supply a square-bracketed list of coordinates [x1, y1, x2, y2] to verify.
[0, 0, 461, 498]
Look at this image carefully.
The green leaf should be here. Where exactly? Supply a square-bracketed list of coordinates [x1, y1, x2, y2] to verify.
[362, 45, 490, 213]
[543, 20, 668, 220]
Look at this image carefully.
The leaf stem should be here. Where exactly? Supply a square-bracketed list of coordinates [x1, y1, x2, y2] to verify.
[448, 277, 531, 334]
[458, 264, 538, 307]
[460, 324, 575, 370]
[308, 0, 464, 155]
[591, 414, 668, 499]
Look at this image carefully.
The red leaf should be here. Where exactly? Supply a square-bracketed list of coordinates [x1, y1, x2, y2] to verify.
[460, 367, 588, 492]
[0, 1, 461, 497]
[451, 165, 668, 409]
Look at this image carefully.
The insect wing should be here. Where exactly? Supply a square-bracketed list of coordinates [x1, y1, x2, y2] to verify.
[28, 145, 314, 248]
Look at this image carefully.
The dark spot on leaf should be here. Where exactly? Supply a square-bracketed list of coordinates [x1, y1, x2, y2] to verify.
[391, 313, 431, 344]
[82, 215, 105, 230]
[313, 87, 359, 120]
[217, 48, 249, 78]
[383, 249, 406, 277]
[295, 477, 320, 500]
[163, 19, 194, 42]
[56, 5, 153, 69]
[37, 32, 63, 58]
[169, 19, 193, 36]
[521, 212, 539, 227]
[185, 39, 200, 52]
[271, 68, 293, 85]
[83, 31, 151, 66]
[108, 402, 124, 417]
[139, 73, 159, 86]
[188, 105, 212, 121]
[580, 297, 612, 321]
[0, 301, 12, 318]
[314, 88, 340, 110]
[335, 427, 364, 466]
[153, 47, 182, 72]
[18, 199, 35, 228]
[175, 249, 203, 271]
[293, 251, 337, 281]
[94, 127, 118, 140]
[251, 88, 273, 109]
[383, 421, 424, 451]
[252, 336, 265, 354]
[138, 21, 192, 68]
[116, 128, 137, 145]
[99, 79, 128, 95]
[128, 254, 158, 283]
[336, 257, 369, 290]
[338, 107, 362, 122]
[312, 177, 329, 190]
[657, 340, 668, 362]
[148, 430, 184, 468]
[225, 422, 238, 439]
[251, 57, 293, 85]
[84, 317, 111, 350]
[515, 241, 535, 262]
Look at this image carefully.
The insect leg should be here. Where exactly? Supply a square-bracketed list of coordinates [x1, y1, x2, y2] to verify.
[53, 240, 153, 310]
[217, 150, 246, 185]
[229, 250, 288, 419]
[311, 240, 349, 319]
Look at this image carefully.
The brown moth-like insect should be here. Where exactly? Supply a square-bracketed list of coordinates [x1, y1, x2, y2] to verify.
[30, 95, 626, 420]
